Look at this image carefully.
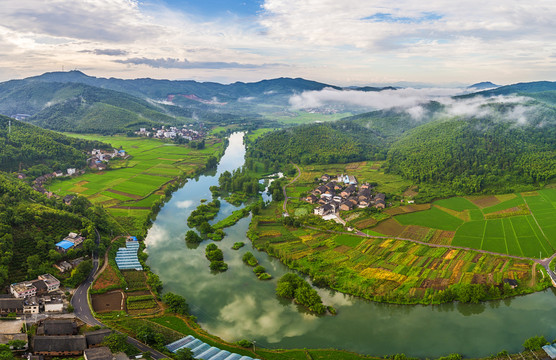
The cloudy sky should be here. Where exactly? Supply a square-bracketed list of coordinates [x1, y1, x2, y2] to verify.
[1, 0, 555, 85]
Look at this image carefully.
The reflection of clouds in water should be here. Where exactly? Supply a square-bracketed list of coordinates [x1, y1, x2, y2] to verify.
[208, 294, 320, 343]
[318, 289, 354, 308]
[144, 223, 168, 248]
[176, 200, 195, 209]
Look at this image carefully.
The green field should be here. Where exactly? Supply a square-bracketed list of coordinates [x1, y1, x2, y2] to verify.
[395, 189, 556, 259]
[433, 197, 478, 212]
[48, 134, 223, 234]
[395, 207, 464, 231]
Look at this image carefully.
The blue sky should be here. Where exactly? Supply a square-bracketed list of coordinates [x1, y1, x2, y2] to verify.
[0, 0, 555, 85]
[161, 0, 263, 17]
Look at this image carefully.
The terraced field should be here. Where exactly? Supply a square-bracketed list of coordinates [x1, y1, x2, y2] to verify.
[249, 205, 544, 303]
[48, 134, 223, 234]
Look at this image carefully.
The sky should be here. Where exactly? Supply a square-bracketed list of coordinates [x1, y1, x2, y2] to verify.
[1, 0, 555, 86]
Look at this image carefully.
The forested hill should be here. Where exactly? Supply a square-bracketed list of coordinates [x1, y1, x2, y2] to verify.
[251, 97, 556, 197]
[0, 171, 117, 285]
[0, 115, 107, 176]
[0, 81, 178, 134]
[385, 114, 556, 194]
[248, 121, 388, 165]
[343, 101, 444, 138]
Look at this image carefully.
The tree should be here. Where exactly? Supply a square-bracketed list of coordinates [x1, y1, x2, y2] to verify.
[102, 333, 130, 353]
[162, 292, 188, 315]
[185, 230, 202, 244]
[0, 344, 14, 360]
[7, 339, 26, 350]
[175, 348, 195, 360]
[83, 238, 96, 253]
[523, 335, 548, 350]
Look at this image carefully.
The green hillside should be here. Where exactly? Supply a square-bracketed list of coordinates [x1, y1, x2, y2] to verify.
[0, 81, 181, 134]
[0, 171, 117, 285]
[248, 121, 387, 165]
[0, 115, 108, 176]
[385, 113, 556, 195]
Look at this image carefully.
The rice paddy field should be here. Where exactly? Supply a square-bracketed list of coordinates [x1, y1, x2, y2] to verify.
[285, 163, 556, 260]
[249, 203, 547, 303]
[383, 189, 556, 259]
[47, 134, 223, 234]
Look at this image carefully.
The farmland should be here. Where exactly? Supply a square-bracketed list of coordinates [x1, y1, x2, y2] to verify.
[389, 189, 556, 259]
[47, 134, 223, 235]
[283, 163, 556, 260]
[249, 203, 550, 304]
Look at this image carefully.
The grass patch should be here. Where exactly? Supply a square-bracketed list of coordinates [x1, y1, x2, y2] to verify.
[395, 207, 463, 231]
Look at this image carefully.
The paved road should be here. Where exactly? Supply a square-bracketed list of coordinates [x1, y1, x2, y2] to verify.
[71, 229, 168, 359]
[282, 163, 301, 215]
[72, 228, 102, 326]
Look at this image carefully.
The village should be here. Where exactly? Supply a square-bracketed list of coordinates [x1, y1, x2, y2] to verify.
[0, 234, 145, 360]
[134, 125, 205, 140]
[306, 174, 387, 218]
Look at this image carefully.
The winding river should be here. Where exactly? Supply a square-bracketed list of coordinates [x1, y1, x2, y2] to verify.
[145, 132, 556, 358]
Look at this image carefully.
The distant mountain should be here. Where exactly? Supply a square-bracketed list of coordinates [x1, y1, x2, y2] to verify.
[467, 81, 500, 90]
[465, 81, 556, 96]
[0, 81, 177, 134]
[346, 86, 398, 92]
[25, 71, 340, 102]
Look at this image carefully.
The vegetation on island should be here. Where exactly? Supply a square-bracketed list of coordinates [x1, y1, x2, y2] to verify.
[276, 273, 332, 314]
[232, 242, 245, 250]
[205, 243, 228, 272]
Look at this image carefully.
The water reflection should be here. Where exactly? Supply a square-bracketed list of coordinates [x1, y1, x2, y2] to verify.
[146, 132, 556, 358]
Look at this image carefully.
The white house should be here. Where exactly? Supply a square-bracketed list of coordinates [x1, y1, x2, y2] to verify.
[67, 168, 76, 176]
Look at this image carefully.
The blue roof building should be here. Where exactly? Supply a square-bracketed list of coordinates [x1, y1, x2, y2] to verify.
[55, 240, 75, 251]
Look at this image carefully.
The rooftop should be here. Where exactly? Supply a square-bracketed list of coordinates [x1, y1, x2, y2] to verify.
[55, 240, 74, 250]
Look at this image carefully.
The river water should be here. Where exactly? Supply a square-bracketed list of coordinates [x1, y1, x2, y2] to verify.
[145, 132, 556, 358]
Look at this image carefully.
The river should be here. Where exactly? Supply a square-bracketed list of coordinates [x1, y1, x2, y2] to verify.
[145, 132, 556, 358]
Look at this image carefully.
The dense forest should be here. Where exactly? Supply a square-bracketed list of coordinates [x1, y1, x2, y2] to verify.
[0, 115, 108, 175]
[386, 107, 556, 194]
[0, 171, 118, 286]
[248, 121, 387, 165]
[250, 97, 556, 197]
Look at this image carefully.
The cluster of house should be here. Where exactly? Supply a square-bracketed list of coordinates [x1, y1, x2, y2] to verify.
[135, 125, 205, 140]
[55, 232, 86, 253]
[89, 148, 127, 170]
[0, 316, 124, 360]
[31, 319, 114, 357]
[1, 274, 64, 315]
[306, 174, 387, 217]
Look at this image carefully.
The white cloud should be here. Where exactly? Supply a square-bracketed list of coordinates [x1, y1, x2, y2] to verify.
[289, 87, 465, 109]
[289, 87, 537, 125]
[0, 0, 555, 84]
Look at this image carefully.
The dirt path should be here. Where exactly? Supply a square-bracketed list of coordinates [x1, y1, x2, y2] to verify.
[282, 163, 302, 215]
[529, 263, 537, 287]
[94, 236, 124, 280]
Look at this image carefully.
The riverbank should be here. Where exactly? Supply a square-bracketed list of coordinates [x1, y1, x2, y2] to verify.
[48, 134, 225, 236]
[140, 132, 556, 358]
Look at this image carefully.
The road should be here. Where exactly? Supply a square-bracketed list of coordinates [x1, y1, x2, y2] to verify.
[71, 229, 168, 359]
